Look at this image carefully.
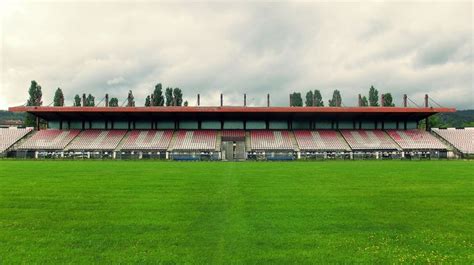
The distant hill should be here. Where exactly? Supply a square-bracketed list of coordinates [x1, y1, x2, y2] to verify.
[0, 110, 25, 124]
[435, 109, 474, 127]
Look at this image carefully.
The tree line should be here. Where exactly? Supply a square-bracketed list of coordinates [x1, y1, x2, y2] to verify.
[24, 80, 396, 126]
[25, 81, 188, 109]
[289, 86, 394, 107]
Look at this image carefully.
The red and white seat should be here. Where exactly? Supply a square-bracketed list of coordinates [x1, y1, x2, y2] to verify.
[121, 130, 173, 150]
[294, 130, 350, 151]
[171, 130, 217, 151]
[19, 129, 80, 150]
[66, 130, 127, 150]
[250, 131, 294, 150]
[0, 127, 32, 153]
[340, 130, 400, 150]
[386, 130, 446, 150]
[221, 130, 246, 139]
[432, 128, 474, 154]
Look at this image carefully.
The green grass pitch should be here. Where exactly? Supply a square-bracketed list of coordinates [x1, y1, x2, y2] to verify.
[0, 160, 472, 264]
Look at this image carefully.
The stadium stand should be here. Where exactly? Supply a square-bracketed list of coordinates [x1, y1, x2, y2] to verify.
[66, 130, 127, 150]
[170, 130, 217, 150]
[250, 130, 294, 150]
[340, 130, 400, 150]
[386, 129, 446, 150]
[432, 128, 474, 154]
[0, 127, 32, 153]
[18, 129, 80, 150]
[121, 130, 173, 150]
[293, 130, 350, 151]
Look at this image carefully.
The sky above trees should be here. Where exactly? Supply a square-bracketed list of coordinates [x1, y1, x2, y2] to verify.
[0, 1, 472, 109]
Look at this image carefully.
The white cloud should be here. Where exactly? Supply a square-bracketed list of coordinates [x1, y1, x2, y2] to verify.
[0, 1, 472, 109]
[106, 76, 125, 86]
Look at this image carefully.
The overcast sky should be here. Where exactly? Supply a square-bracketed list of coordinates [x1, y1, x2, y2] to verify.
[1, 1, 472, 109]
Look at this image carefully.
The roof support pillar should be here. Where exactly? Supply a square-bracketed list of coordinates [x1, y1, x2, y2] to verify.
[403, 94, 407, 107]
[105, 94, 109, 107]
[425, 94, 429, 107]
[220, 94, 223, 107]
[267, 94, 270, 107]
[244, 93, 246, 107]
[197, 94, 200, 106]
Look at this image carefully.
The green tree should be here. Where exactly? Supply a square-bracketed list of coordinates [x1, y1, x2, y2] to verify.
[152, 83, 164, 106]
[53, 88, 64, 106]
[369, 86, 379, 106]
[360, 96, 369, 106]
[173, 88, 183, 106]
[73, 94, 81, 106]
[109, 97, 119, 107]
[127, 90, 135, 107]
[165, 87, 173, 106]
[24, 80, 43, 126]
[328, 90, 342, 107]
[305, 90, 314, 106]
[290, 92, 303, 107]
[86, 94, 95, 106]
[183, 100, 188, 106]
[145, 95, 151, 107]
[382, 93, 395, 107]
[313, 90, 324, 106]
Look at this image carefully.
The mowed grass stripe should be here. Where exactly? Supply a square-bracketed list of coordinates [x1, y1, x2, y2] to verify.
[0, 161, 472, 264]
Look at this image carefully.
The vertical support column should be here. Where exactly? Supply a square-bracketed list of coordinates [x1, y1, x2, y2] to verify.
[267, 94, 270, 107]
[244, 93, 247, 107]
[105, 94, 109, 107]
[403, 94, 407, 107]
[358, 94, 362, 107]
[35, 151, 38, 159]
[35, 116, 40, 131]
[425, 94, 429, 131]
[220, 94, 223, 107]
[380, 94, 385, 107]
[197, 94, 200, 106]
[82, 94, 86, 107]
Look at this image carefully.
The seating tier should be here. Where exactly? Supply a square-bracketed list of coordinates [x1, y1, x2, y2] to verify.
[121, 130, 173, 150]
[0, 128, 32, 153]
[386, 130, 446, 150]
[250, 130, 294, 150]
[19, 129, 80, 150]
[66, 130, 127, 150]
[341, 130, 400, 150]
[432, 128, 474, 154]
[171, 130, 217, 151]
[294, 130, 350, 151]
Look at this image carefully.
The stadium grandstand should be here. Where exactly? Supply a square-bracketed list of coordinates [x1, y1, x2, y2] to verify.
[432, 128, 474, 158]
[5, 94, 473, 160]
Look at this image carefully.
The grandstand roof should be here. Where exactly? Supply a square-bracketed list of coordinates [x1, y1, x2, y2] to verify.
[9, 106, 455, 121]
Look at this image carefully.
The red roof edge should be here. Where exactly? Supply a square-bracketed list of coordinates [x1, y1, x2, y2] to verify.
[8, 106, 456, 113]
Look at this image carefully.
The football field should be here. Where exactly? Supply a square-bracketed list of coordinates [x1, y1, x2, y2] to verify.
[0, 160, 472, 264]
